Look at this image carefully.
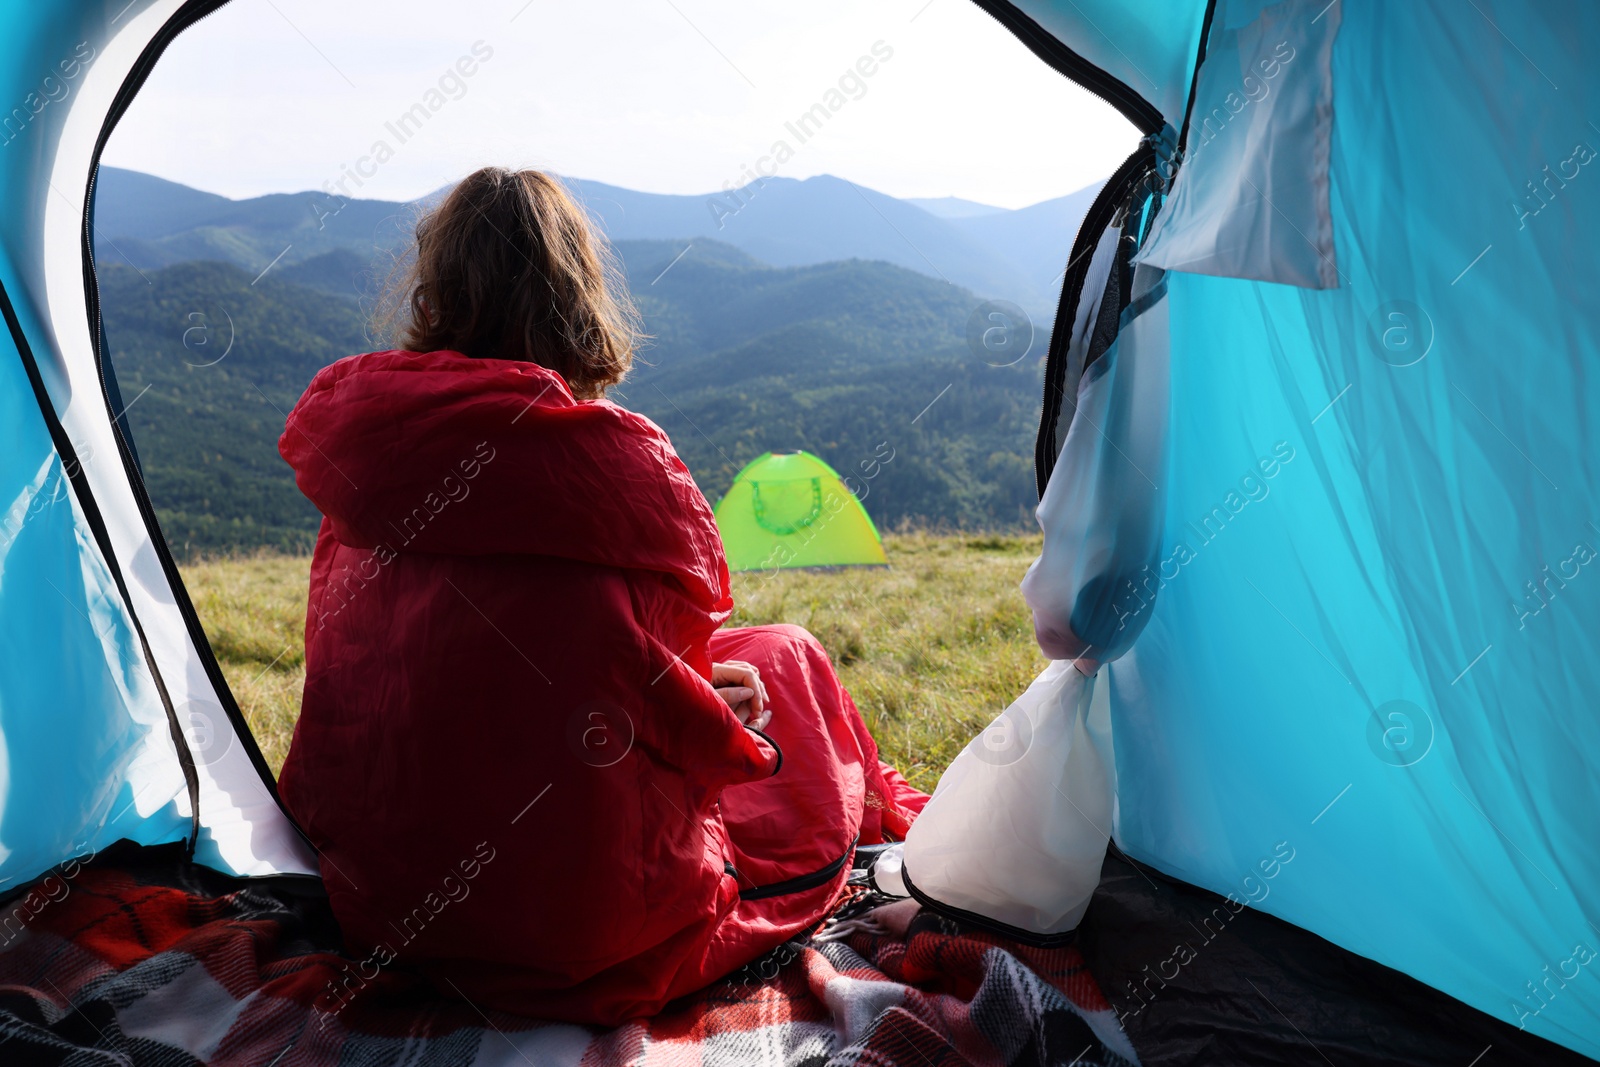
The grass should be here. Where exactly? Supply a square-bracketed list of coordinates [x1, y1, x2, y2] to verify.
[179, 532, 1048, 791]
[180, 553, 310, 774]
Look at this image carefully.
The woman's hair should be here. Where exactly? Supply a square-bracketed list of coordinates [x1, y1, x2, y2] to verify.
[376, 166, 642, 398]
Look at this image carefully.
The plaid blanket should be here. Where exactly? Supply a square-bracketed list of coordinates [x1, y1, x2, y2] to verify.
[0, 844, 1138, 1066]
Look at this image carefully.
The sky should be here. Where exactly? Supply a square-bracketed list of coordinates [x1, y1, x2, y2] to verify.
[102, 0, 1137, 209]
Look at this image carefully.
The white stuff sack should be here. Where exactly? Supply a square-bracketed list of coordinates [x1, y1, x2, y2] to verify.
[892, 660, 1115, 935]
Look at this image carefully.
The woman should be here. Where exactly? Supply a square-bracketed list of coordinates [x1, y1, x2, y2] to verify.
[275, 166, 927, 1026]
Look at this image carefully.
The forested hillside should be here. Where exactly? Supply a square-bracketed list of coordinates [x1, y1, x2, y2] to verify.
[102, 241, 1046, 558]
[613, 241, 1043, 529]
[101, 260, 370, 555]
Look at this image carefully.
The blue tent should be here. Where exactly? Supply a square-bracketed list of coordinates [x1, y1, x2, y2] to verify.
[912, 1, 1600, 1060]
[0, 0, 318, 886]
[2, 0, 1596, 1061]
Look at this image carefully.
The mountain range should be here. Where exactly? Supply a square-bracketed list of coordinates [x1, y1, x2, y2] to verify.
[94, 167, 1082, 556]
[94, 167, 1098, 319]
[100, 244, 1049, 557]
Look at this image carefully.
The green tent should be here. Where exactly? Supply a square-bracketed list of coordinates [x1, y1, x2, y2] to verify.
[714, 451, 887, 572]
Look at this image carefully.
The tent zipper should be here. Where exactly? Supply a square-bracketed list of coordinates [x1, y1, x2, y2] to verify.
[964, 0, 1164, 135]
[964, 1, 1219, 499]
[79, 0, 307, 851]
[1174, 0, 1220, 164]
[1030, 140, 1161, 497]
[961, 1, 1168, 499]
[898, 858, 1077, 948]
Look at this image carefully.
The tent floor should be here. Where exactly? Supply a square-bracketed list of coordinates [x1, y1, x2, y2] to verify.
[5, 839, 1590, 1063]
[1080, 847, 1592, 1065]
[0, 840, 1134, 1066]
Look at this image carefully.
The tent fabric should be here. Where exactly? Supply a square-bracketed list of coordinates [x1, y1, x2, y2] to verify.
[894, 264, 1170, 950]
[1136, 0, 1342, 288]
[1078, 849, 1596, 1066]
[884, 0, 1600, 1058]
[1031, 141, 1168, 491]
[714, 451, 888, 572]
[1002, 0, 1210, 130]
[275, 349, 924, 1024]
[1023, 267, 1171, 668]
[916, 0, 1600, 1057]
[899, 660, 1115, 937]
[1043, 220, 1121, 470]
[0, 0, 315, 895]
[0, 301, 192, 891]
[1100, 0, 1600, 1054]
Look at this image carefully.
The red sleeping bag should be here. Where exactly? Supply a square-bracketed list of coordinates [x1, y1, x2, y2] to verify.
[276, 349, 926, 1025]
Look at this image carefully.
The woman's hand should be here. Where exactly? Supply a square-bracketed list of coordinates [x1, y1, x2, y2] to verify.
[713, 660, 771, 731]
